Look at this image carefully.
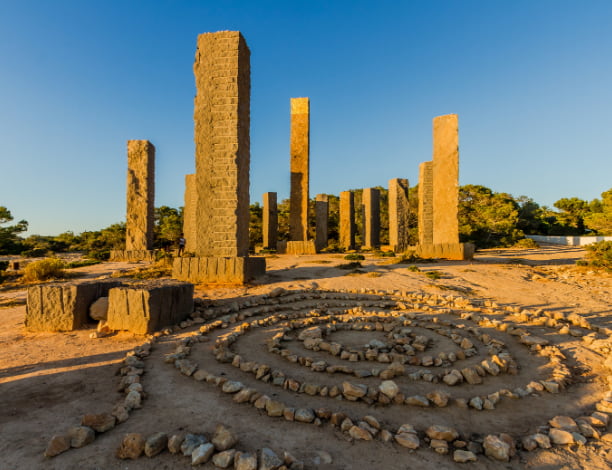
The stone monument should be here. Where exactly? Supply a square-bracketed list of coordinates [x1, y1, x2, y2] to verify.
[362, 188, 380, 249]
[315, 194, 328, 251]
[173, 31, 265, 283]
[417, 162, 433, 246]
[388, 178, 410, 252]
[262, 192, 278, 250]
[339, 191, 356, 250]
[183, 173, 197, 254]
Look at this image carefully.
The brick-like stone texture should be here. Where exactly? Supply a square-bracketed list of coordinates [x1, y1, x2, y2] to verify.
[193, 31, 250, 258]
[418, 161, 433, 246]
[388, 178, 410, 252]
[109, 250, 156, 262]
[126, 140, 155, 251]
[432, 114, 459, 245]
[276, 241, 317, 255]
[415, 243, 474, 261]
[26, 280, 122, 332]
[183, 173, 197, 254]
[289, 97, 310, 242]
[315, 194, 328, 251]
[106, 281, 194, 335]
[362, 188, 380, 249]
[339, 191, 355, 250]
[173, 257, 265, 284]
[262, 192, 278, 249]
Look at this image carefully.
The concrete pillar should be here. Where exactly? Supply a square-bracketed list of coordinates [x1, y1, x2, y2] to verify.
[418, 161, 433, 246]
[432, 114, 459, 245]
[125, 140, 154, 251]
[362, 188, 380, 249]
[289, 97, 310, 241]
[262, 192, 278, 250]
[388, 178, 410, 252]
[183, 173, 197, 253]
[193, 31, 251, 258]
[339, 191, 355, 250]
[315, 194, 328, 251]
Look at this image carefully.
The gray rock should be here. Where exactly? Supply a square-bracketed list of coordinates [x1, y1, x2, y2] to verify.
[144, 432, 168, 457]
[192, 443, 215, 465]
[168, 433, 185, 453]
[235, 451, 258, 470]
[298, 326, 322, 341]
[378, 380, 399, 398]
[294, 408, 315, 423]
[453, 449, 477, 462]
[259, 447, 283, 470]
[175, 359, 198, 376]
[181, 433, 207, 456]
[124, 390, 142, 410]
[213, 449, 236, 468]
[405, 395, 429, 407]
[68, 426, 95, 448]
[222, 380, 244, 394]
[212, 424, 237, 451]
[549, 415, 578, 432]
[533, 433, 551, 449]
[483, 435, 510, 461]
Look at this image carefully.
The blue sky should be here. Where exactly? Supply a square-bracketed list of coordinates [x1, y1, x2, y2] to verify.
[1, 0, 611, 235]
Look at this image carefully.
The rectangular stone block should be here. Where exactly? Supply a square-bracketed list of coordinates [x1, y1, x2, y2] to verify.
[289, 97, 310, 242]
[414, 243, 474, 261]
[418, 161, 433, 245]
[432, 114, 459, 245]
[183, 173, 197, 254]
[126, 140, 155, 251]
[194, 31, 251, 258]
[25, 280, 122, 332]
[172, 256, 265, 284]
[109, 250, 156, 262]
[362, 188, 380, 249]
[315, 194, 328, 252]
[339, 191, 355, 250]
[106, 280, 194, 335]
[262, 192, 278, 250]
[276, 240, 317, 255]
[388, 178, 410, 252]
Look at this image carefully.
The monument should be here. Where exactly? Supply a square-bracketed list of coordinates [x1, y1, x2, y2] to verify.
[339, 191, 355, 250]
[388, 178, 410, 252]
[262, 192, 278, 250]
[315, 194, 329, 251]
[362, 188, 380, 249]
[183, 173, 197, 254]
[173, 31, 265, 283]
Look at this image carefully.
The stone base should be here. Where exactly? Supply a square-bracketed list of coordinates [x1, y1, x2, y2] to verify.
[109, 250, 156, 262]
[106, 280, 194, 335]
[25, 280, 122, 332]
[414, 243, 475, 261]
[172, 256, 266, 284]
[277, 240, 317, 255]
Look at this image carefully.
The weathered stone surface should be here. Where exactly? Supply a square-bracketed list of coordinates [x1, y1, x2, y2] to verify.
[183, 173, 197, 253]
[294, 408, 315, 423]
[173, 256, 266, 284]
[276, 240, 317, 255]
[89, 296, 109, 321]
[395, 432, 420, 449]
[418, 161, 433, 245]
[106, 280, 194, 334]
[315, 194, 328, 251]
[266, 399, 285, 417]
[235, 451, 258, 470]
[125, 140, 155, 251]
[362, 188, 380, 249]
[339, 191, 355, 250]
[453, 449, 477, 462]
[379, 380, 399, 398]
[349, 425, 373, 441]
[44, 434, 71, 457]
[549, 415, 578, 432]
[425, 425, 459, 442]
[124, 390, 142, 410]
[414, 243, 474, 261]
[116, 433, 145, 459]
[68, 426, 95, 448]
[262, 192, 278, 250]
[192, 443, 215, 465]
[167, 433, 185, 454]
[260, 447, 283, 470]
[222, 380, 244, 394]
[388, 178, 410, 252]
[212, 424, 237, 451]
[533, 433, 551, 449]
[144, 432, 168, 457]
[483, 435, 510, 461]
[181, 434, 207, 456]
[427, 390, 450, 407]
[298, 326, 322, 340]
[81, 413, 115, 433]
[549, 428, 574, 445]
[430, 439, 449, 454]
[289, 97, 310, 242]
[212, 449, 236, 468]
[112, 404, 129, 424]
[461, 367, 482, 385]
[342, 382, 368, 400]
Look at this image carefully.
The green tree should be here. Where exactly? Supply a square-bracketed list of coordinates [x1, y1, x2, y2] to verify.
[0, 206, 28, 255]
[458, 185, 522, 248]
[249, 202, 263, 250]
[553, 197, 589, 234]
[154, 206, 183, 249]
[584, 188, 612, 235]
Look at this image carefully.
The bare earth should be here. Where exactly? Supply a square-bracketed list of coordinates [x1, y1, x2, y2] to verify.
[1, 246, 611, 470]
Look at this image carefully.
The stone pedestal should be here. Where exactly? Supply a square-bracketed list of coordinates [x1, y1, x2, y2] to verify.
[276, 241, 317, 255]
[173, 256, 266, 284]
[414, 243, 475, 261]
[109, 250, 156, 262]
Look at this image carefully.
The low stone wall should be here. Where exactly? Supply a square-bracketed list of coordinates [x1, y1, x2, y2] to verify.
[172, 256, 266, 284]
[276, 240, 317, 255]
[526, 235, 612, 247]
[26, 280, 123, 332]
[109, 250, 157, 262]
[106, 281, 194, 335]
[415, 243, 475, 261]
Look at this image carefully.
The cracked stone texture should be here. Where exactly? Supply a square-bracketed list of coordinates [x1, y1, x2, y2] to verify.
[289, 97, 310, 242]
[126, 140, 155, 251]
[183, 173, 197, 254]
[418, 161, 433, 245]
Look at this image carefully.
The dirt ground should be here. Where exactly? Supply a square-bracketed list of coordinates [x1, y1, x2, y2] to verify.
[1, 245, 611, 470]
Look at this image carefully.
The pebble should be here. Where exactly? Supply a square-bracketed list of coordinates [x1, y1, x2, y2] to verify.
[425, 425, 459, 441]
[212, 449, 237, 468]
[453, 449, 477, 462]
[483, 435, 510, 461]
[81, 413, 116, 433]
[144, 432, 168, 457]
[44, 434, 71, 457]
[191, 443, 215, 465]
[181, 433, 207, 456]
[68, 426, 95, 448]
[235, 451, 258, 470]
[349, 425, 373, 440]
[294, 408, 315, 423]
[116, 433, 145, 459]
[266, 400, 285, 417]
[212, 424, 237, 451]
[259, 447, 283, 470]
[549, 429, 574, 445]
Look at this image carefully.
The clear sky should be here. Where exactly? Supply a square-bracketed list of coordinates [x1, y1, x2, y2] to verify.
[1, 0, 611, 236]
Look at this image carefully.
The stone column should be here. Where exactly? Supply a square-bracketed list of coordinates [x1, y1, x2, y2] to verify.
[315, 194, 328, 251]
[262, 192, 278, 250]
[418, 161, 433, 245]
[125, 140, 155, 251]
[339, 191, 355, 250]
[289, 97, 310, 242]
[362, 188, 380, 249]
[183, 173, 197, 254]
[432, 114, 459, 245]
[388, 178, 410, 252]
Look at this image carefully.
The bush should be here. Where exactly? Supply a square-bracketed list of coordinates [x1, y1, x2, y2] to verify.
[581, 240, 612, 270]
[86, 249, 110, 261]
[21, 247, 50, 258]
[424, 270, 442, 280]
[513, 238, 539, 249]
[374, 250, 395, 257]
[22, 258, 66, 282]
[344, 253, 365, 260]
[338, 261, 363, 270]
[406, 265, 419, 272]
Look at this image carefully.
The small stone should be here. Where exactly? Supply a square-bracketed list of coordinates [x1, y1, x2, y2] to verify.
[254, 395, 271, 410]
[124, 390, 142, 410]
[312, 450, 333, 465]
[340, 418, 353, 432]
[294, 408, 315, 423]
[427, 390, 450, 407]
[460, 338, 474, 349]
[44, 434, 71, 457]
[571, 432, 587, 445]
[378, 380, 400, 398]
[461, 367, 482, 385]
[168, 433, 185, 454]
[181, 433, 207, 456]
[549, 416, 578, 432]
[549, 428, 574, 445]
[425, 425, 459, 442]
[142, 433, 166, 458]
[222, 381, 244, 394]
[591, 411, 609, 427]
[342, 382, 368, 400]
[404, 395, 429, 407]
[395, 432, 420, 449]
[89, 296, 109, 320]
[483, 435, 510, 461]
[379, 429, 393, 442]
[430, 439, 449, 454]
[192, 443, 215, 465]
[266, 400, 285, 417]
[443, 370, 463, 386]
[453, 449, 477, 462]
[111, 404, 129, 424]
[349, 425, 373, 440]
[175, 359, 198, 376]
[469, 396, 484, 410]
[68, 426, 95, 448]
[259, 447, 283, 470]
[521, 435, 538, 451]
[235, 451, 258, 470]
[81, 413, 116, 433]
[298, 326, 322, 341]
[363, 416, 380, 429]
[234, 388, 256, 403]
[212, 449, 236, 468]
[116, 433, 145, 459]
[212, 424, 237, 451]
[533, 433, 551, 449]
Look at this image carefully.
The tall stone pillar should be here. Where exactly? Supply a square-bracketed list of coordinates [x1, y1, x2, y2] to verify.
[362, 188, 380, 249]
[432, 114, 459, 245]
[388, 178, 410, 252]
[339, 191, 355, 250]
[315, 194, 328, 252]
[173, 31, 265, 283]
[182, 174, 197, 254]
[418, 162, 433, 246]
[289, 97, 310, 242]
[262, 192, 278, 250]
[125, 140, 155, 251]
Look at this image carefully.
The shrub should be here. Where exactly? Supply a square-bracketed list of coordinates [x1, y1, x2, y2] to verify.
[22, 258, 66, 282]
[344, 253, 365, 260]
[86, 249, 110, 261]
[406, 265, 419, 272]
[338, 261, 363, 270]
[21, 247, 50, 258]
[374, 250, 395, 258]
[513, 238, 539, 249]
[424, 270, 442, 280]
[581, 240, 612, 270]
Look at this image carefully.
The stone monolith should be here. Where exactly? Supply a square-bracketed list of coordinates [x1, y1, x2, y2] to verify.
[289, 97, 310, 242]
[263, 192, 278, 250]
[125, 140, 155, 251]
[340, 191, 355, 250]
[388, 178, 410, 252]
[362, 188, 380, 249]
[315, 194, 328, 251]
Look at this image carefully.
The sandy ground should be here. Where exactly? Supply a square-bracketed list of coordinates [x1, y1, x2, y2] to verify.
[0, 245, 611, 470]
